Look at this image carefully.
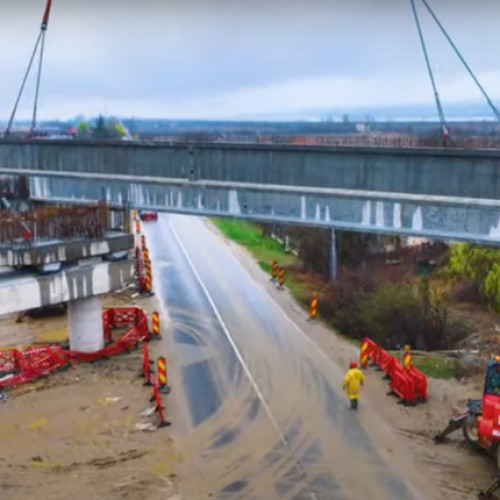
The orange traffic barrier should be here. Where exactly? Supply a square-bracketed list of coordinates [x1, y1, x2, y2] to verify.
[141, 235, 147, 250]
[151, 311, 161, 339]
[135, 220, 141, 234]
[403, 345, 412, 371]
[278, 268, 286, 288]
[271, 260, 278, 280]
[143, 247, 150, 261]
[309, 291, 318, 320]
[157, 356, 171, 394]
[131, 209, 137, 221]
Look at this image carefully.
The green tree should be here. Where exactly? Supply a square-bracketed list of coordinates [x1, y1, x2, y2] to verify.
[113, 122, 127, 138]
[92, 115, 108, 139]
[77, 121, 90, 136]
[447, 243, 500, 311]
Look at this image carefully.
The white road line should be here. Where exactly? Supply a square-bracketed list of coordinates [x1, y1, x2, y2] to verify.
[167, 217, 287, 446]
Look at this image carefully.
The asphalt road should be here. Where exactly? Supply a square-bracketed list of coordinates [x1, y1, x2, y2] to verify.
[144, 214, 437, 500]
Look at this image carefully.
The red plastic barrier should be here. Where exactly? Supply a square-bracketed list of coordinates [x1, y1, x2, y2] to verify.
[363, 337, 379, 363]
[0, 349, 19, 374]
[151, 374, 170, 428]
[377, 348, 396, 378]
[407, 366, 427, 401]
[0, 307, 150, 388]
[142, 342, 152, 386]
[391, 361, 415, 404]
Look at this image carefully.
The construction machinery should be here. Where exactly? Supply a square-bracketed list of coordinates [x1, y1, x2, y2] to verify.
[434, 356, 500, 498]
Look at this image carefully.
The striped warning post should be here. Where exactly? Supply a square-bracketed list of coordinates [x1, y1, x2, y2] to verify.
[157, 356, 171, 394]
[278, 268, 286, 288]
[360, 339, 369, 368]
[141, 235, 147, 250]
[271, 261, 278, 280]
[135, 220, 141, 235]
[151, 311, 161, 339]
[143, 247, 150, 262]
[309, 291, 318, 320]
[403, 345, 412, 371]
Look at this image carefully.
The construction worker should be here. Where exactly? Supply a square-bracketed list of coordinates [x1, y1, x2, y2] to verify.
[343, 361, 365, 410]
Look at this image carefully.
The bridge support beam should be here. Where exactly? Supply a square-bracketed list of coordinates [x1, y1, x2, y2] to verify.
[68, 296, 104, 352]
[330, 229, 337, 281]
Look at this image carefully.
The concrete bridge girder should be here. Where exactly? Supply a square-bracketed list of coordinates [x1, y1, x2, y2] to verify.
[30, 175, 500, 246]
[1, 140, 500, 244]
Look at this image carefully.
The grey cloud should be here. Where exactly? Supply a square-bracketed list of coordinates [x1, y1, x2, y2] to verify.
[1, 0, 499, 118]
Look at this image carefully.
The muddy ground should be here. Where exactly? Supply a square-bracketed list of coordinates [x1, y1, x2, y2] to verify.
[0, 288, 181, 500]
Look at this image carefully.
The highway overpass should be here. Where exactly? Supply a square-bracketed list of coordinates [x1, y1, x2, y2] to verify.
[1, 138, 500, 245]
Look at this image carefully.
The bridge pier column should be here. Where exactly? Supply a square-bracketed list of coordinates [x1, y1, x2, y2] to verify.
[330, 229, 337, 281]
[68, 296, 104, 352]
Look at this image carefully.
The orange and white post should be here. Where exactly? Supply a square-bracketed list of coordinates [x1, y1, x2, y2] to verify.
[360, 339, 369, 368]
[271, 261, 279, 281]
[157, 356, 171, 394]
[309, 291, 318, 320]
[135, 219, 141, 235]
[403, 345, 412, 371]
[278, 268, 286, 289]
[143, 259, 152, 294]
[141, 235, 147, 250]
[151, 311, 161, 339]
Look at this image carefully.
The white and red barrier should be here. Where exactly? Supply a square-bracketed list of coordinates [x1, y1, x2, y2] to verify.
[360, 337, 428, 404]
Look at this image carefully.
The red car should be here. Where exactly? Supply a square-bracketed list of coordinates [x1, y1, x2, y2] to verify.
[139, 211, 158, 222]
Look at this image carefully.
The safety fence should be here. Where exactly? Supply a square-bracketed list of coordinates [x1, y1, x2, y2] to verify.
[360, 337, 428, 405]
[0, 203, 130, 246]
[0, 306, 149, 388]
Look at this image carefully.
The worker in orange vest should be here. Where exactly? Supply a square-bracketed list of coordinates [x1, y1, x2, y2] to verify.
[343, 361, 365, 410]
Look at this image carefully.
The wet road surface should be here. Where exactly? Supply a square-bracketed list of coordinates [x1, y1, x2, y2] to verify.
[144, 214, 438, 500]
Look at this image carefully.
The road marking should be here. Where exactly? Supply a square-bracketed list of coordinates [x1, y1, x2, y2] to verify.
[167, 217, 287, 445]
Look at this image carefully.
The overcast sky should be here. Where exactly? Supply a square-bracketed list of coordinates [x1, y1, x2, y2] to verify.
[1, 0, 499, 120]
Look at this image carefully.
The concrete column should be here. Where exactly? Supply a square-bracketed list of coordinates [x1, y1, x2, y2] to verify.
[68, 296, 104, 352]
[330, 228, 337, 281]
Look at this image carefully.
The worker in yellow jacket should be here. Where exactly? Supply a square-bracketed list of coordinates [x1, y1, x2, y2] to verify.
[343, 361, 365, 410]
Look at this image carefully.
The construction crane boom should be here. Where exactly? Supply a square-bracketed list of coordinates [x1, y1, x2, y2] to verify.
[3, 0, 54, 139]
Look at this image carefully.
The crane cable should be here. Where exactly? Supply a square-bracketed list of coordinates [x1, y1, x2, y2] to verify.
[3, 0, 53, 139]
[409, 0, 449, 143]
[419, 0, 500, 123]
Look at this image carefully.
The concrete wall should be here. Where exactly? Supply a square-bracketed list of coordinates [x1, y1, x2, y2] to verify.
[0, 260, 134, 315]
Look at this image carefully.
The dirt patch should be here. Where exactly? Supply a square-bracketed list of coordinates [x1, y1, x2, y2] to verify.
[0, 288, 181, 500]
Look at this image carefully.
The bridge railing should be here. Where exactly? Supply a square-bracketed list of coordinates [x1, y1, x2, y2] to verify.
[148, 133, 500, 149]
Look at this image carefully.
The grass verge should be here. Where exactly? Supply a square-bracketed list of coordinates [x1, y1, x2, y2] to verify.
[212, 218, 454, 379]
